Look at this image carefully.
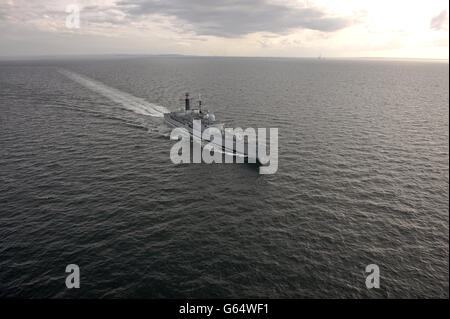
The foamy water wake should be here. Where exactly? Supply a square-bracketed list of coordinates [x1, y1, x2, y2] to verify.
[58, 69, 168, 117]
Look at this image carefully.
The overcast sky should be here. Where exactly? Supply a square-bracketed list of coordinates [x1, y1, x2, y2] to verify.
[0, 0, 448, 59]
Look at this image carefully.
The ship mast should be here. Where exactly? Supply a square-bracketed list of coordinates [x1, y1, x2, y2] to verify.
[185, 92, 190, 111]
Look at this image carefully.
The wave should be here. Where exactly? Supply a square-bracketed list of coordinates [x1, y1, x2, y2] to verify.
[58, 68, 169, 118]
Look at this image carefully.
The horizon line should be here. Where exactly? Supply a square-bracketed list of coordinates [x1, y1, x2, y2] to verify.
[0, 53, 448, 62]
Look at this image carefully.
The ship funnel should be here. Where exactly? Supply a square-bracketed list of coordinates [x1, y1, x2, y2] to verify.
[185, 93, 190, 111]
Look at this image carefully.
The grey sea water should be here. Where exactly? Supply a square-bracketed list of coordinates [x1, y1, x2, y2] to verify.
[0, 57, 448, 298]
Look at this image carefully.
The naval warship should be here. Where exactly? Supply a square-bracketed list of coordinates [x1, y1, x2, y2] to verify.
[164, 93, 260, 164]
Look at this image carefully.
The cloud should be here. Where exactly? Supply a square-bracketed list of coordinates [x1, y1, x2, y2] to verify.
[430, 10, 448, 31]
[116, 0, 351, 37]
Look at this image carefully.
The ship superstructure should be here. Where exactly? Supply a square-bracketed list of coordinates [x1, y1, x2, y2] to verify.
[164, 93, 259, 163]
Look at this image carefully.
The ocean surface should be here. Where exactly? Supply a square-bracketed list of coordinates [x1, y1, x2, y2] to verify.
[0, 57, 448, 298]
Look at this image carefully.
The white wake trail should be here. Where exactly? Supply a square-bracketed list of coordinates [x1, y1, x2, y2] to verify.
[58, 69, 169, 117]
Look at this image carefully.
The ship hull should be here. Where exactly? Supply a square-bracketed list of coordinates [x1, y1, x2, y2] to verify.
[164, 114, 260, 164]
